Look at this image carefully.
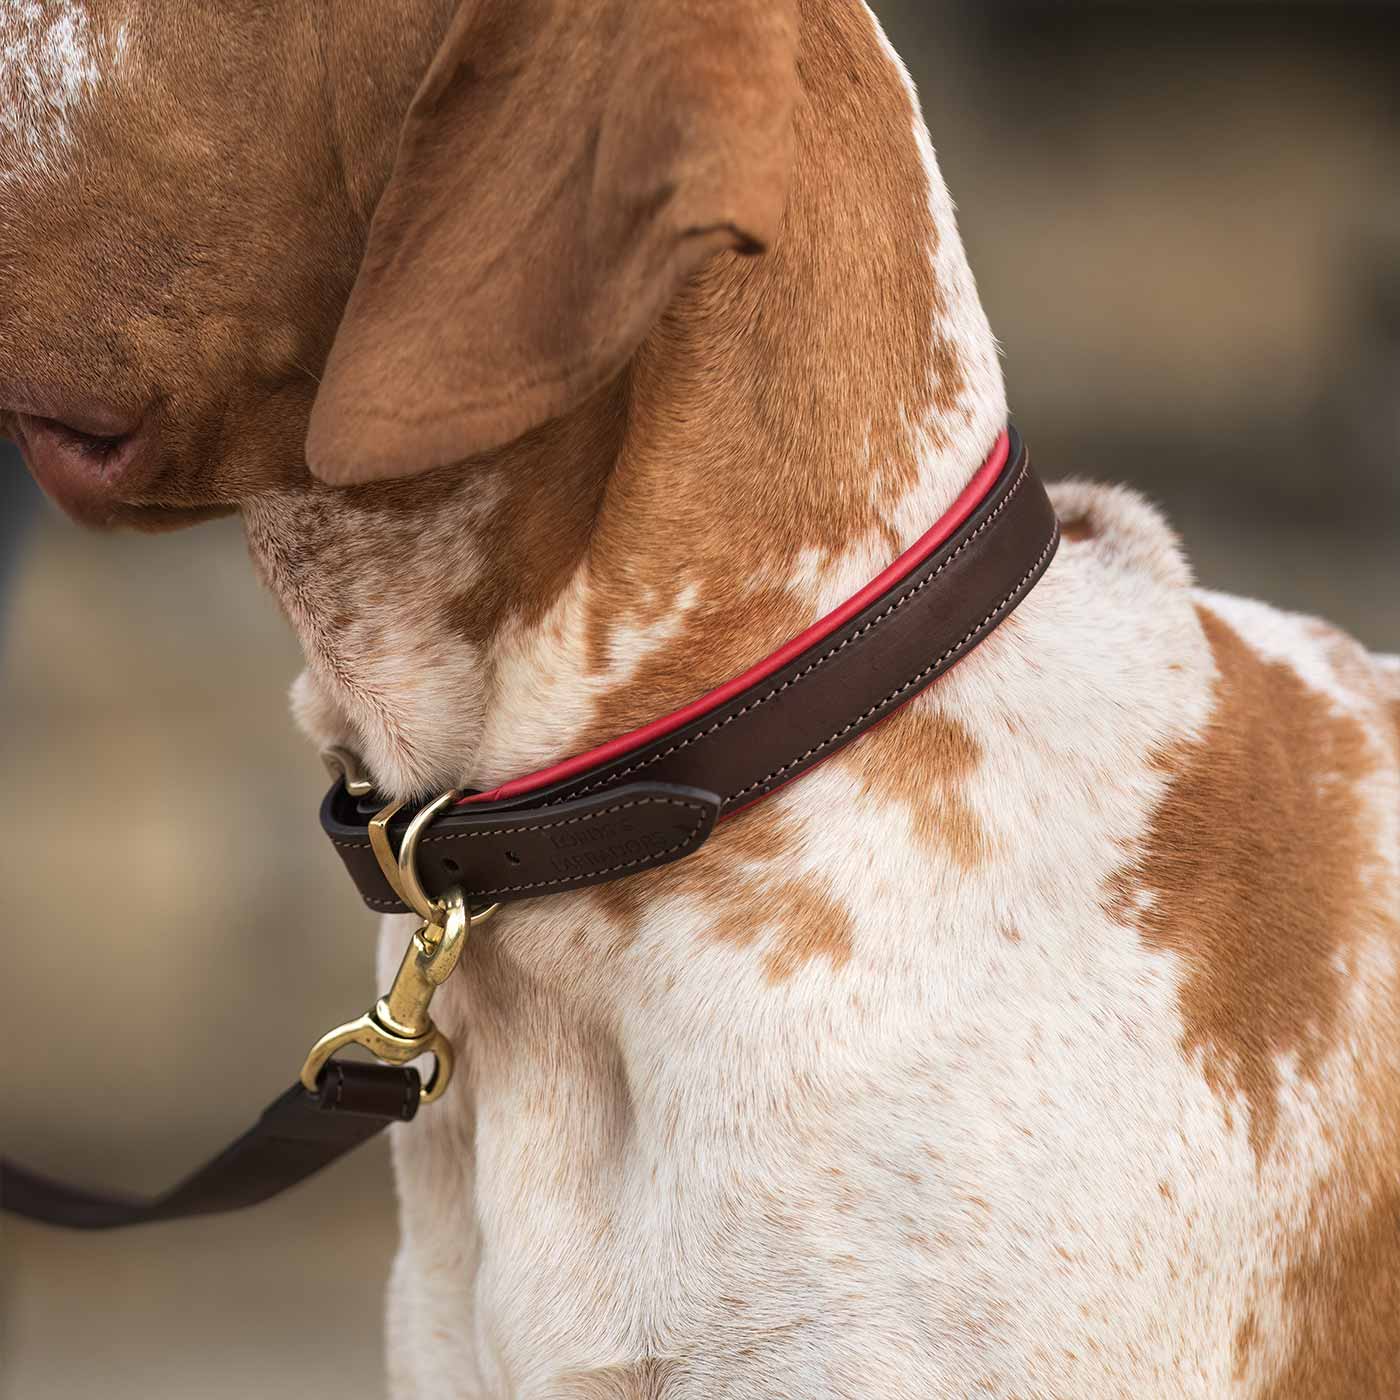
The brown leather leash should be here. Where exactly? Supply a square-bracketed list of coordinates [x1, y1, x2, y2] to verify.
[1, 428, 1058, 1230]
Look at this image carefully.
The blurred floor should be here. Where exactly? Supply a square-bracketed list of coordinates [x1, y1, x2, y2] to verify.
[3, 5, 1399, 1398]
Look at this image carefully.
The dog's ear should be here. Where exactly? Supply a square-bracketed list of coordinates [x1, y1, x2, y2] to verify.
[306, 0, 799, 485]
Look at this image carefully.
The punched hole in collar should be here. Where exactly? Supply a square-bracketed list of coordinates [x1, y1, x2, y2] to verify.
[506, 850, 522, 864]
[442, 858, 460, 875]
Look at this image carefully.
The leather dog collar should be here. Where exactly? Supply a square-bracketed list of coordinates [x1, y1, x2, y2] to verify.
[325, 426, 1058, 916]
[1, 426, 1058, 1231]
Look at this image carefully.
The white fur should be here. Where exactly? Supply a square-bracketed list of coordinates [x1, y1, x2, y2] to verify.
[0, 1, 116, 183]
[248, 470, 512, 798]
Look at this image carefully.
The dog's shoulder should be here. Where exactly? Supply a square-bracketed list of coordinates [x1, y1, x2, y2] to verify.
[1049, 477, 1194, 591]
[1038, 485, 1400, 1393]
[1047, 475, 1398, 789]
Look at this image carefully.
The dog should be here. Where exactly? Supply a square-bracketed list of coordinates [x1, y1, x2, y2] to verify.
[3, 1, 1398, 1395]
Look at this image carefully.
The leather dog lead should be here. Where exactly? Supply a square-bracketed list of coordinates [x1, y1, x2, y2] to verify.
[1, 1063, 422, 1230]
[1, 427, 1059, 1230]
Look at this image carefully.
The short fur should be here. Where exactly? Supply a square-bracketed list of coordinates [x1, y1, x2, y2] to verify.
[2, 3, 1397, 1396]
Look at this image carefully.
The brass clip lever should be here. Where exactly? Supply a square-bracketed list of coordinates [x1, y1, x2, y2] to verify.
[300, 887, 486, 1104]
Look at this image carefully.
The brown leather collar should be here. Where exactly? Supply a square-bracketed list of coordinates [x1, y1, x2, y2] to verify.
[323, 427, 1059, 914]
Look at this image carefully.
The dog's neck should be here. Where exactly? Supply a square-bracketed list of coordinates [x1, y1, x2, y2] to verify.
[244, 3, 1006, 802]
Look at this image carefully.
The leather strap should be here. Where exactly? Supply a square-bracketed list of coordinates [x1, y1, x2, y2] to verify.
[325, 428, 1060, 913]
[0, 1062, 419, 1229]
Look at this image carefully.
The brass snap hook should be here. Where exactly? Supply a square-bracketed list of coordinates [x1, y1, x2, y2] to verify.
[300, 886, 492, 1104]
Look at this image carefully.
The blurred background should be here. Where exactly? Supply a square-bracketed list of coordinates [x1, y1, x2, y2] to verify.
[2, 3, 1397, 1397]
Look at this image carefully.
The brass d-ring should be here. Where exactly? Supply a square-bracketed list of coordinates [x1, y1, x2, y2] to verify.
[384, 788, 502, 927]
[396, 789, 462, 923]
[367, 787, 502, 926]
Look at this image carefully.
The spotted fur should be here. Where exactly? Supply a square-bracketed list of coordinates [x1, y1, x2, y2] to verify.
[2, 1, 1397, 1396]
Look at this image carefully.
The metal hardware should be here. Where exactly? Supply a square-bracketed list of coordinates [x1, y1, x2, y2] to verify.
[397, 788, 464, 923]
[300, 887, 486, 1104]
[366, 785, 502, 927]
[320, 745, 376, 799]
[368, 796, 415, 911]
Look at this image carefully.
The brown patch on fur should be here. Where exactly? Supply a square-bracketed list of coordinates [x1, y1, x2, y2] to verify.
[1059, 514, 1097, 543]
[1105, 606, 1381, 1161]
[590, 806, 854, 981]
[757, 881, 856, 982]
[1260, 1185, 1400, 1399]
[1233, 1309, 1259, 1379]
[440, 590, 483, 647]
[428, 379, 626, 649]
[1257, 929, 1400, 1397]
[840, 706, 989, 869]
[573, 582, 810, 748]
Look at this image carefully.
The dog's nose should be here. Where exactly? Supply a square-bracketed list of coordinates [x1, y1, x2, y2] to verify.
[1, 389, 151, 523]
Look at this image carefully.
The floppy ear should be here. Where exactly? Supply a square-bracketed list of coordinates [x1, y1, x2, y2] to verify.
[306, 0, 799, 484]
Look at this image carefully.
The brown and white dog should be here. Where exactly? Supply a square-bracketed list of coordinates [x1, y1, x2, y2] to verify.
[3, 2, 1398, 1395]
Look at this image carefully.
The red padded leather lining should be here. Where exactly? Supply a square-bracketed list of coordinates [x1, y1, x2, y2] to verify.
[462, 430, 1011, 807]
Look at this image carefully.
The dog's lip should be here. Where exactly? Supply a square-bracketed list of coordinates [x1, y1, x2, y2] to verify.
[5, 386, 141, 438]
[15, 410, 143, 465]
[4, 390, 157, 524]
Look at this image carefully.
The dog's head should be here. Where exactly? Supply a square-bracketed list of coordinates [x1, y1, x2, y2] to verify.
[0, 0, 797, 528]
